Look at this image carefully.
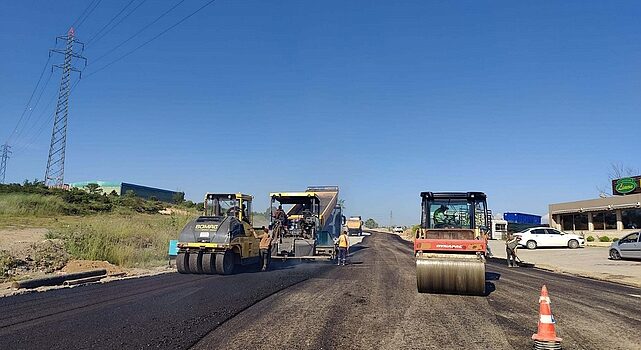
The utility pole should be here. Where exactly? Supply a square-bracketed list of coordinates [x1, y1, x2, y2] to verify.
[390, 210, 393, 229]
[44, 27, 86, 187]
[0, 143, 11, 184]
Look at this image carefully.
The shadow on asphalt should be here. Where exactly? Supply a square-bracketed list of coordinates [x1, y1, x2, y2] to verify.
[348, 245, 369, 254]
[486, 272, 501, 281]
[483, 282, 496, 296]
[488, 257, 535, 268]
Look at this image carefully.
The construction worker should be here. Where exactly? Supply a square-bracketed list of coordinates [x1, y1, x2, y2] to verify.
[253, 227, 272, 271]
[337, 230, 349, 266]
[483, 228, 493, 257]
[433, 204, 449, 227]
[505, 234, 521, 267]
[273, 205, 288, 237]
[241, 204, 250, 223]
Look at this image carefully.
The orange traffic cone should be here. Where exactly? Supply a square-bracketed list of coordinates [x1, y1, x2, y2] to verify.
[532, 285, 562, 349]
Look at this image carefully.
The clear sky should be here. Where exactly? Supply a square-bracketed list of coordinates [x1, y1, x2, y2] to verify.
[1, 0, 640, 225]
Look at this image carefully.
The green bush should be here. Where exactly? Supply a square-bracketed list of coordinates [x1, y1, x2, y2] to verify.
[0, 193, 69, 216]
[599, 236, 611, 242]
[586, 236, 595, 242]
[612, 237, 619, 242]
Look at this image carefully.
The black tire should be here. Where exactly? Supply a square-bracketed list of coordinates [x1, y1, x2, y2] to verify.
[215, 251, 235, 275]
[609, 249, 621, 260]
[176, 252, 189, 274]
[568, 239, 579, 249]
[189, 252, 204, 274]
[202, 253, 215, 274]
[526, 240, 537, 250]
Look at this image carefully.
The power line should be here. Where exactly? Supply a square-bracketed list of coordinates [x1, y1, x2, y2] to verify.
[87, 0, 217, 78]
[6, 55, 52, 143]
[91, 0, 186, 65]
[86, 0, 148, 48]
[71, 0, 100, 29]
[16, 79, 81, 155]
[12, 70, 55, 143]
[75, 0, 102, 30]
[86, 0, 137, 46]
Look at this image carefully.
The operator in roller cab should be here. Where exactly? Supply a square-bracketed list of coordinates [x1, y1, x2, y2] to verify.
[433, 204, 449, 228]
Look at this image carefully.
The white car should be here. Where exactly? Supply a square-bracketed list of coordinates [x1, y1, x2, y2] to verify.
[393, 226, 404, 233]
[515, 227, 585, 249]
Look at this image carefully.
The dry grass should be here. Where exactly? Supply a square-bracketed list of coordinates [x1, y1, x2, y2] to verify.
[46, 213, 194, 267]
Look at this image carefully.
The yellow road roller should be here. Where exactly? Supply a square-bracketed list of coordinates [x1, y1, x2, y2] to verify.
[414, 192, 488, 295]
[176, 193, 261, 275]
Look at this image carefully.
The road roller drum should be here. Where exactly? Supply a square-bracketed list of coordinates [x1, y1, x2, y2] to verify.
[416, 254, 485, 295]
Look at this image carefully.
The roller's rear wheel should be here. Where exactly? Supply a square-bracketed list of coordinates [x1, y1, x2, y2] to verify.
[215, 251, 236, 275]
[189, 252, 204, 274]
[176, 252, 189, 274]
[202, 253, 215, 274]
[416, 258, 485, 295]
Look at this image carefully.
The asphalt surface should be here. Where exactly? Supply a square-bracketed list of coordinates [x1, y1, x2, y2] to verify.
[1, 231, 640, 349]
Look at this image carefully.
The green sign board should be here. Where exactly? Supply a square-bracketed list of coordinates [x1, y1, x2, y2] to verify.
[612, 176, 641, 195]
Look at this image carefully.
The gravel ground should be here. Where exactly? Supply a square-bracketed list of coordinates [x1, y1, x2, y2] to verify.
[488, 240, 641, 287]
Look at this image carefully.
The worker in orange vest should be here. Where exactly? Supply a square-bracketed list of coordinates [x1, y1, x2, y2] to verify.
[254, 227, 273, 271]
[337, 230, 349, 266]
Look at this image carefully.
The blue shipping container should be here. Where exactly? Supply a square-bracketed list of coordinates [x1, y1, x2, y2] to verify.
[503, 212, 541, 225]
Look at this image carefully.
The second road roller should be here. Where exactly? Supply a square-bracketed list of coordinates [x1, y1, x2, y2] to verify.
[414, 192, 489, 295]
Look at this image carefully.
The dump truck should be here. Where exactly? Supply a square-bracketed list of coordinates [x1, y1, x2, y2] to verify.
[269, 186, 343, 259]
[176, 193, 261, 275]
[346, 216, 363, 236]
[414, 192, 488, 295]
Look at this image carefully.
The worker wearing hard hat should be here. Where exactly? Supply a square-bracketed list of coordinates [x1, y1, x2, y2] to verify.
[337, 230, 349, 266]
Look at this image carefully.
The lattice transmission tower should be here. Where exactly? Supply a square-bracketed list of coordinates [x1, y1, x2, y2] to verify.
[44, 27, 86, 187]
[0, 143, 11, 184]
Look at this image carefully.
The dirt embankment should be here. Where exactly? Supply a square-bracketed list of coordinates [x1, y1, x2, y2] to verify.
[0, 227, 170, 296]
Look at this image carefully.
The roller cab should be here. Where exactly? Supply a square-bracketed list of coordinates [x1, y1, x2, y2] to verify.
[415, 192, 489, 295]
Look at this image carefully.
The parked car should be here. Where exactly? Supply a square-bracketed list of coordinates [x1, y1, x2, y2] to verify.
[393, 226, 404, 234]
[609, 231, 641, 260]
[515, 227, 585, 249]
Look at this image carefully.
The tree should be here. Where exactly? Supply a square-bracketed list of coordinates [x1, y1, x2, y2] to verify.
[264, 206, 276, 220]
[172, 192, 185, 204]
[364, 218, 379, 229]
[84, 183, 103, 195]
[597, 163, 639, 197]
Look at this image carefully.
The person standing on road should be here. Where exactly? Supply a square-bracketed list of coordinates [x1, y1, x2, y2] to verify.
[337, 230, 349, 266]
[483, 229, 493, 257]
[254, 227, 273, 271]
[505, 235, 520, 267]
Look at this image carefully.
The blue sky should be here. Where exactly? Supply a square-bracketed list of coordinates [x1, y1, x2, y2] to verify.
[1, 1, 640, 225]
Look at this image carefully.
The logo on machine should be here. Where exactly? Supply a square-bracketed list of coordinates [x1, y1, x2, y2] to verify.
[436, 244, 463, 249]
[615, 178, 638, 194]
[195, 224, 219, 230]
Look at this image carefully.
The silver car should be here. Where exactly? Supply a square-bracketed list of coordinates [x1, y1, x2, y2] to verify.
[609, 231, 641, 260]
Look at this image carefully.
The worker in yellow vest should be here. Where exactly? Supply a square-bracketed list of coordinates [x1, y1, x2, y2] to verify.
[337, 230, 349, 266]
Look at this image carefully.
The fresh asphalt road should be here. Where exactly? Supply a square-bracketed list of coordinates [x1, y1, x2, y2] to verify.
[1, 232, 640, 350]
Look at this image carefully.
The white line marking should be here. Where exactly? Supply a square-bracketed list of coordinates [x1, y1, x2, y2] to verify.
[628, 294, 641, 298]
